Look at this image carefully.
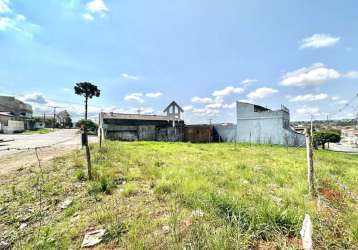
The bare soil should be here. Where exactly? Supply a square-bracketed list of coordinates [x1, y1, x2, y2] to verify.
[0, 145, 81, 183]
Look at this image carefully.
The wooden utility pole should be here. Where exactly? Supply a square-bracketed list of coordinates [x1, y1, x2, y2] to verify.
[48, 106, 63, 129]
[305, 129, 316, 198]
[99, 128, 102, 148]
[85, 132, 92, 180]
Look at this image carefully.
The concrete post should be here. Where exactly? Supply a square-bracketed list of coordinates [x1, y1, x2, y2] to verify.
[305, 129, 316, 198]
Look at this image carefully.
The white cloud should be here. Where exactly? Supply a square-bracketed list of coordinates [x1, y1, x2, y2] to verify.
[296, 107, 320, 115]
[0, 17, 14, 31]
[82, 13, 94, 21]
[183, 105, 193, 111]
[121, 73, 140, 81]
[212, 86, 244, 97]
[223, 102, 236, 109]
[205, 103, 222, 109]
[345, 71, 358, 79]
[300, 34, 340, 49]
[124, 93, 144, 103]
[336, 100, 348, 105]
[83, 0, 108, 21]
[331, 96, 340, 101]
[192, 108, 207, 114]
[247, 87, 278, 100]
[15, 14, 25, 21]
[15, 92, 151, 122]
[0, 8, 39, 38]
[290, 93, 328, 102]
[192, 108, 219, 116]
[0, 0, 11, 14]
[191, 96, 213, 104]
[20, 93, 48, 104]
[85, 0, 108, 14]
[238, 99, 254, 104]
[280, 63, 340, 87]
[241, 79, 258, 85]
[145, 92, 162, 98]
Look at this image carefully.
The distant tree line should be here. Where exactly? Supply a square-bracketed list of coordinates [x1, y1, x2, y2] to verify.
[292, 119, 355, 128]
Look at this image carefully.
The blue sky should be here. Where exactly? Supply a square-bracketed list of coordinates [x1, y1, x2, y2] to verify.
[0, 0, 357, 123]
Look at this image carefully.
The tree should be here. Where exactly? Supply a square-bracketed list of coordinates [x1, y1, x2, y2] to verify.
[313, 130, 341, 149]
[74, 82, 101, 120]
[75, 119, 98, 133]
[56, 110, 73, 128]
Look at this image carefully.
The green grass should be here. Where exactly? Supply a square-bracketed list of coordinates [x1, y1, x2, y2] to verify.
[0, 141, 357, 249]
[21, 128, 52, 135]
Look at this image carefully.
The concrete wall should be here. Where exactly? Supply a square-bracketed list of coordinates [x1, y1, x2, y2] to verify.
[236, 102, 305, 146]
[3, 120, 25, 133]
[102, 123, 183, 141]
[214, 125, 237, 142]
[184, 125, 213, 143]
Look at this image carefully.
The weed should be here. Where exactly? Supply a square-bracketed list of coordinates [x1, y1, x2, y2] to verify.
[2, 141, 357, 249]
[75, 169, 86, 181]
[104, 220, 128, 242]
[88, 175, 114, 195]
[121, 183, 138, 197]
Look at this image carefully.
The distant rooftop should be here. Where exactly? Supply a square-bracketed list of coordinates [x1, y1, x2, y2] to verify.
[0, 112, 14, 117]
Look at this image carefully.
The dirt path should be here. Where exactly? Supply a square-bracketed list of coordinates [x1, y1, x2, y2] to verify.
[0, 145, 81, 184]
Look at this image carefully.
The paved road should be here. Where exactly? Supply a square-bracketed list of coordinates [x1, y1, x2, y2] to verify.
[329, 143, 358, 154]
[0, 129, 97, 157]
[0, 129, 98, 177]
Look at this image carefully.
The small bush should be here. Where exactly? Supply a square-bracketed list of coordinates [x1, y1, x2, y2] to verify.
[154, 181, 174, 195]
[104, 220, 128, 242]
[88, 176, 114, 195]
[75, 169, 86, 181]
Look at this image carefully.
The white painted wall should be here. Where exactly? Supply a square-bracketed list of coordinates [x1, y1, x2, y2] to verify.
[3, 120, 25, 134]
[236, 102, 305, 146]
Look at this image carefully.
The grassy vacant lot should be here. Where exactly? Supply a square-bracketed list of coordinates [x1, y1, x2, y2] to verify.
[0, 142, 357, 249]
[21, 128, 52, 135]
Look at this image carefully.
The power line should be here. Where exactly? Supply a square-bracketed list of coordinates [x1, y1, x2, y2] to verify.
[328, 94, 358, 118]
[48, 106, 65, 129]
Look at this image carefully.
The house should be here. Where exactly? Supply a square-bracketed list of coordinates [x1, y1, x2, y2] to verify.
[341, 128, 358, 146]
[99, 101, 185, 141]
[0, 96, 33, 133]
[236, 102, 305, 146]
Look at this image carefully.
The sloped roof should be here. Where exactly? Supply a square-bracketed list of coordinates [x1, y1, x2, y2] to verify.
[163, 101, 184, 113]
[102, 112, 174, 121]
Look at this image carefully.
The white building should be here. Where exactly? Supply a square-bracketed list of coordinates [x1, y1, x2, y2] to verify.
[236, 102, 305, 146]
[0, 96, 33, 133]
[341, 128, 358, 146]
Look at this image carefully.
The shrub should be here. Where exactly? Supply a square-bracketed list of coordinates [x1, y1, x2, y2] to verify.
[88, 176, 114, 195]
[154, 180, 175, 195]
[75, 169, 86, 181]
[75, 119, 98, 133]
[104, 220, 128, 242]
